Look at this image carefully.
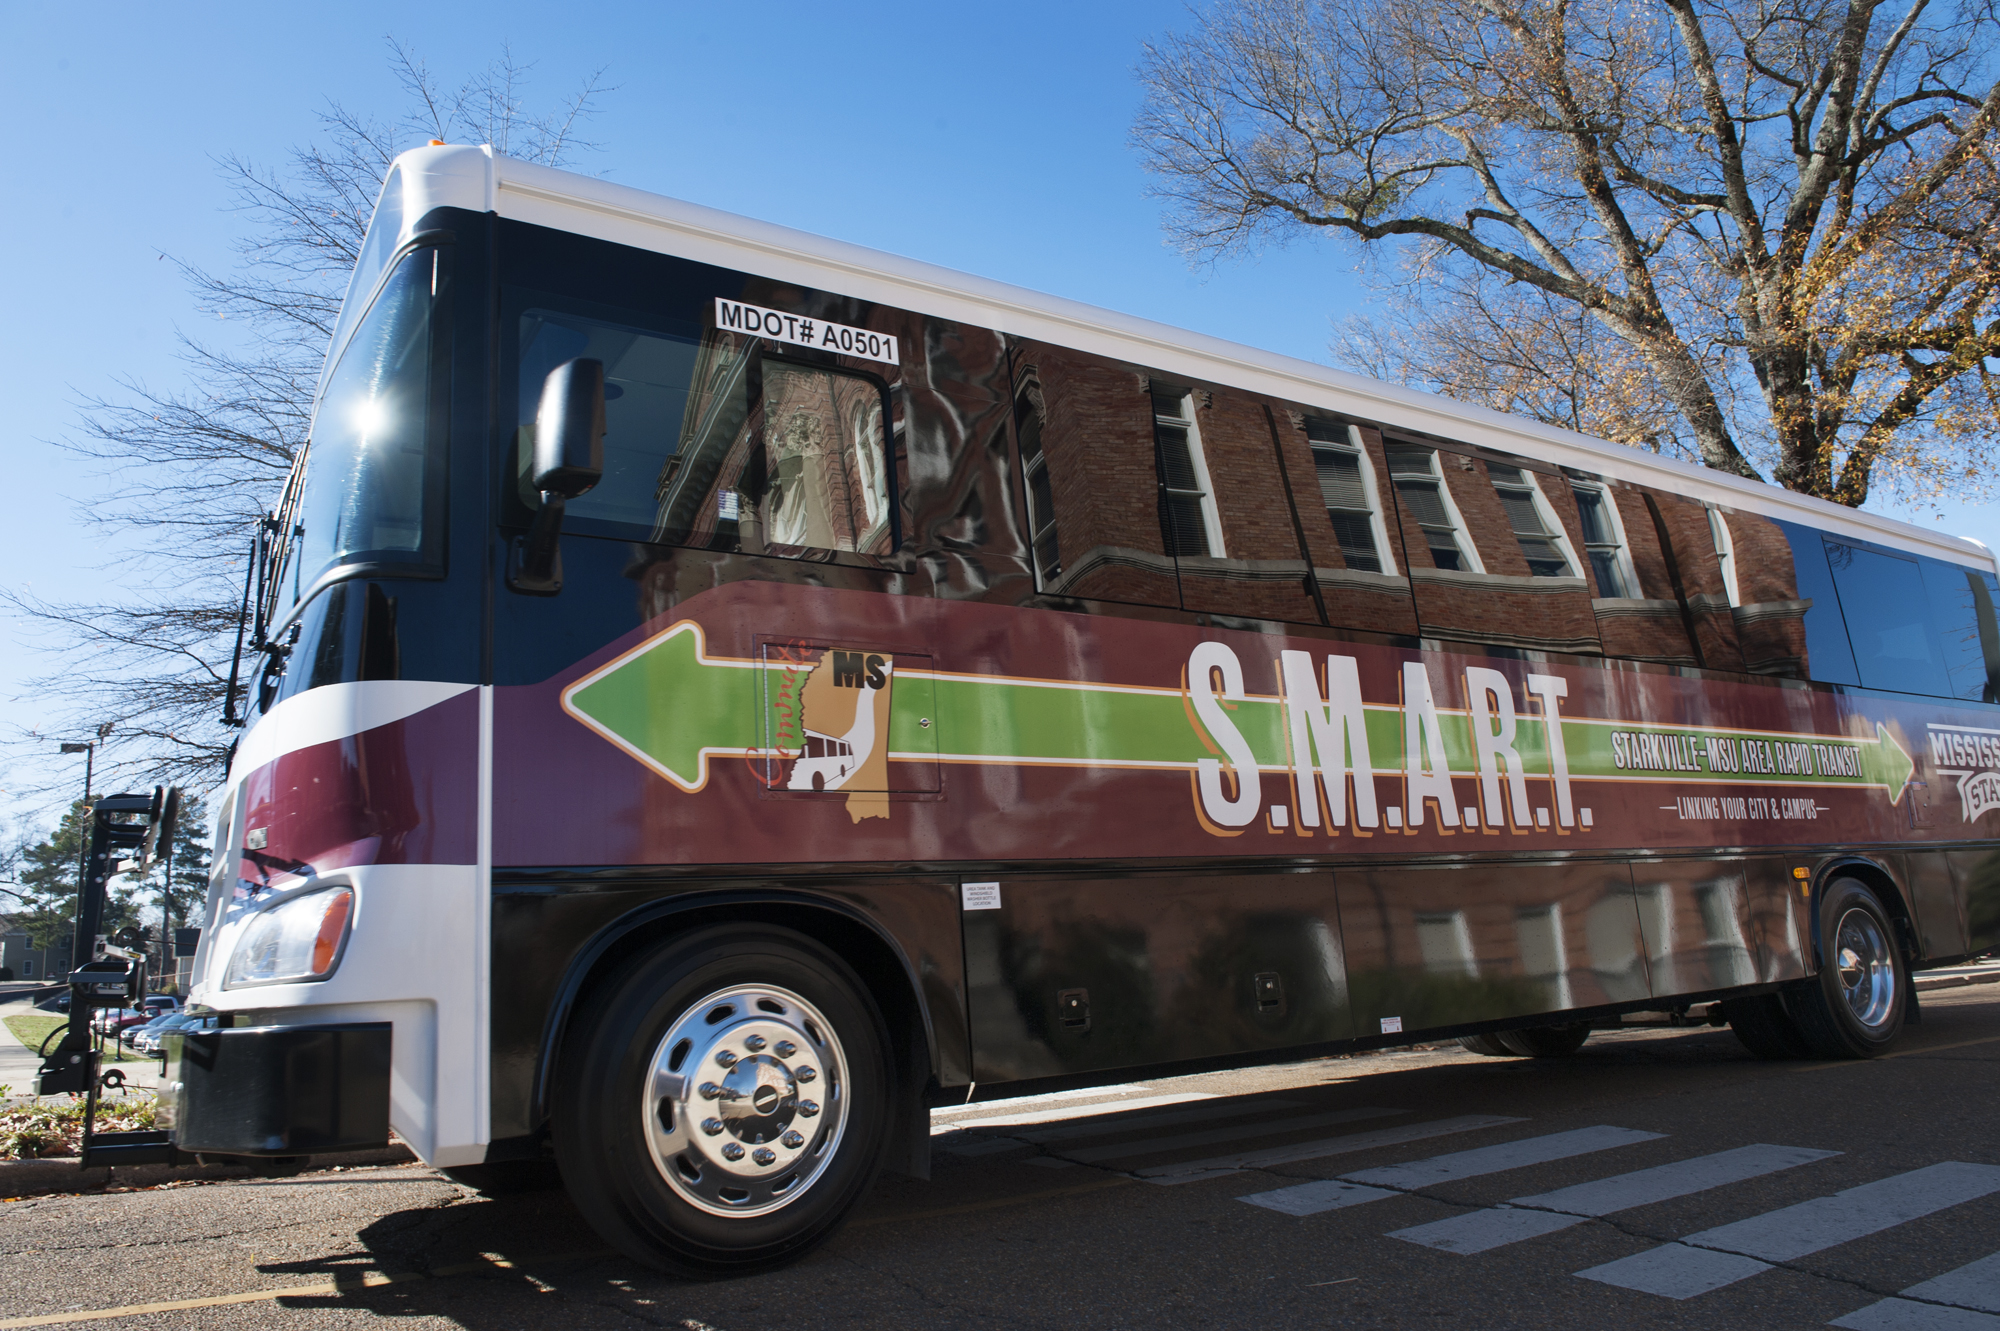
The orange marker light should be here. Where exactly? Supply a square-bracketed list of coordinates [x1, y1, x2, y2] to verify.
[429, 139, 445, 146]
[1792, 866, 1811, 879]
[311, 889, 354, 975]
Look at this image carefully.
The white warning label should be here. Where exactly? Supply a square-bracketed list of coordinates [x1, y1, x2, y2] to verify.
[715, 298, 899, 365]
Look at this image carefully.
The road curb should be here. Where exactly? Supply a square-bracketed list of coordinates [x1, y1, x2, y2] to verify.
[0, 1145, 418, 1199]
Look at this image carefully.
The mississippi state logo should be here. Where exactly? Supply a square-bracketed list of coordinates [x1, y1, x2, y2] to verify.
[1929, 725, 2000, 823]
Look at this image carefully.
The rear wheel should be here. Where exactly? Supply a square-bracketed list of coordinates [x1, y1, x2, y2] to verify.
[1457, 1033, 1516, 1057]
[553, 925, 891, 1277]
[1784, 878, 1909, 1059]
[1496, 1024, 1591, 1057]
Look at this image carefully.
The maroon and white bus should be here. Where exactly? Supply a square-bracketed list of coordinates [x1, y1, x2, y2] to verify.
[176, 143, 2000, 1275]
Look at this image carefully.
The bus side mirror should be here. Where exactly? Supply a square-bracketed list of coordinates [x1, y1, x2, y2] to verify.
[509, 358, 607, 595]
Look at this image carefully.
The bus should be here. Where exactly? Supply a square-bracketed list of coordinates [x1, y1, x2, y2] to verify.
[176, 142, 2000, 1276]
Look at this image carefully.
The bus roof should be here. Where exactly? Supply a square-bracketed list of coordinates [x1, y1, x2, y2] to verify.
[382, 143, 1992, 572]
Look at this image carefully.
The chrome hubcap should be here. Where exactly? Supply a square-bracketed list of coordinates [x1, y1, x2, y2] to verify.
[1834, 907, 1896, 1031]
[641, 983, 847, 1217]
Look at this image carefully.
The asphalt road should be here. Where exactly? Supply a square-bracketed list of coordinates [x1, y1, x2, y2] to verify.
[7, 986, 2000, 1330]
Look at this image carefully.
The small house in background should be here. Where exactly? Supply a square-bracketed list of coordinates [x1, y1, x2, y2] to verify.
[0, 917, 69, 985]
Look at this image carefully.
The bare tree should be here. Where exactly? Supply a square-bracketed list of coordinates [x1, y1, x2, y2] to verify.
[1134, 0, 2000, 505]
[7, 43, 607, 795]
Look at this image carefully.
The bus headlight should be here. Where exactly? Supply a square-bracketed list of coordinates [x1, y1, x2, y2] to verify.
[224, 887, 354, 988]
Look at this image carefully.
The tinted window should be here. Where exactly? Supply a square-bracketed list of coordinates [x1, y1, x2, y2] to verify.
[1772, 521, 1861, 685]
[1823, 539, 1949, 695]
[517, 308, 700, 534]
[1923, 558, 2000, 703]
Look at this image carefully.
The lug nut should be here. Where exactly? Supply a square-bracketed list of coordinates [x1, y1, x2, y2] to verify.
[798, 1100, 819, 1117]
[743, 1034, 767, 1051]
[698, 1082, 721, 1100]
[701, 1118, 724, 1136]
[781, 1131, 805, 1148]
[715, 1050, 737, 1068]
[773, 1040, 797, 1058]
[752, 1147, 776, 1165]
[721, 1142, 745, 1161]
[795, 1065, 817, 1082]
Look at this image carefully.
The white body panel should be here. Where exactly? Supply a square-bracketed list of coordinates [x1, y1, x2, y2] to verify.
[358, 144, 1988, 574]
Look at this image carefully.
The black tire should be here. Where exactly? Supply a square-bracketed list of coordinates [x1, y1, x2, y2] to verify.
[440, 1160, 564, 1196]
[1496, 1024, 1591, 1057]
[553, 925, 892, 1277]
[1783, 878, 1909, 1059]
[1718, 992, 1813, 1059]
[1457, 1033, 1517, 1056]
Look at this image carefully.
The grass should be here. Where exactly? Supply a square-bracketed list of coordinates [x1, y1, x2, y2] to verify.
[5, 1014, 154, 1065]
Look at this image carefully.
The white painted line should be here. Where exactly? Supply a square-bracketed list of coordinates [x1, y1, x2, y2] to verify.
[1065, 1107, 1402, 1164]
[1239, 1180, 1399, 1216]
[1344, 1126, 1664, 1189]
[1017, 1097, 1305, 1145]
[1682, 1163, 2000, 1262]
[1901, 1252, 2000, 1313]
[933, 1093, 1211, 1135]
[1576, 1244, 1772, 1299]
[1511, 1143, 1840, 1217]
[1832, 1299, 2000, 1330]
[1140, 1114, 1527, 1185]
[1579, 1163, 2000, 1300]
[1390, 1207, 1588, 1253]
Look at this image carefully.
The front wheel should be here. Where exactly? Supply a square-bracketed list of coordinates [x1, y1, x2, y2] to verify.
[553, 925, 892, 1276]
[1783, 878, 1910, 1059]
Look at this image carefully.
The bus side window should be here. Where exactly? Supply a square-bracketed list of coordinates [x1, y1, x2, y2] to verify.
[1620, 488, 1746, 672]
[1702, 513, 1856, 684]
[1001, 339, 1182, 610]
[1168, 391, 1326, 626]
[1821, 538, 1951, 695]
[1014, 374, 1061, 586]
[1386, 440, 1600, 654]
[1301, 420, 1419, 637]
[1921, 558, 2000, 703]
[1564, 477, 1702, 666]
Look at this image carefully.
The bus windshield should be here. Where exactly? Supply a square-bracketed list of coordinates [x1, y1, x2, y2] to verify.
[279, 244, 445, 622]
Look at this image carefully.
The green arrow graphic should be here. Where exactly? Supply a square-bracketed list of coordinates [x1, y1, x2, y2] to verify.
[561, 619, 1919, 802]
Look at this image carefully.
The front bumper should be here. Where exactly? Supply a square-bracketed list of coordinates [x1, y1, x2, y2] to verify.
[163, 1022, 393, 1157]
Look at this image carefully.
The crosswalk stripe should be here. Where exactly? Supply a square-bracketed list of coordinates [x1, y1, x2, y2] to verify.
[1064, 1107, 1403, 1164]
[1832, 1299, 2000, 1329]
[1241, 1124, 1660, 1219]
[1832, 1251, 2000, 1328]
[1389, 1207, 1588, 1253]
[1512, 1144, 1840, 1217]
[1576, 1244, 1773, 1299]
[1140, 1114, 1526, 1185]
[1347, 1125, 1664, 1189]
[1684, 1162, 2000, 1262]
[1902, 1253, 2000, 1314]
[1579, 1163, 2000, 1299]
[1386, 1143, 1840, 1255]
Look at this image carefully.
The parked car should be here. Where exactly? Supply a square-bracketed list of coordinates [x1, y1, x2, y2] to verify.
[124, 1011, 186, 1049]
[142, 1013, 219, 1054]
[130, 1012, 201, 1053]
[34, 993, 69, 1013]
[140, 995, 179, 1015]
[104, 1009, 153, 1036]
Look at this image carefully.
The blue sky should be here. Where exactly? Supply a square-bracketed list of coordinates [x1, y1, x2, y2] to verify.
[2, 1, 1992, 828]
